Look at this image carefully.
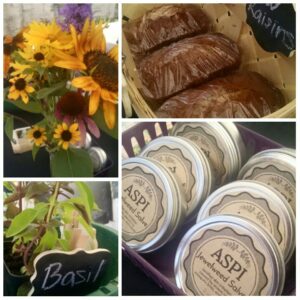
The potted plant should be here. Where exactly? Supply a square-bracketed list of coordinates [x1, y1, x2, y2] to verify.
[3, 181, 118, 296]
[4, 4, 118, 177]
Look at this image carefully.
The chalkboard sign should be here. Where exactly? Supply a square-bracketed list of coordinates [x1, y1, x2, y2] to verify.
[246, 4, 295, 57]
[28, 248, 111, 296]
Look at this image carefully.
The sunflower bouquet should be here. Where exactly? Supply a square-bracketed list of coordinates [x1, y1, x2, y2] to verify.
[4, 4, 118, 177]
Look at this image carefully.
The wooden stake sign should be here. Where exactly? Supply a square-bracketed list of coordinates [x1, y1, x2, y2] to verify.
[246, 4, 295, 57]
[28, 248, 111, 296]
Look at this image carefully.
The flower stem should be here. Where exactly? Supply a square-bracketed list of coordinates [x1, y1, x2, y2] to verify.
[46, 182, 60, 223]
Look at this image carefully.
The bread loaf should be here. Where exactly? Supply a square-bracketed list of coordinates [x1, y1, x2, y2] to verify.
[156, 71, 285, 118]
[123, 4, 211, 61]
[138, 33, 241, 103]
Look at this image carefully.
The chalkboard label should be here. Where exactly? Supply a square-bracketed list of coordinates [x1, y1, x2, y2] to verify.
[28, 248, 111, 296]
[246, 4, 295, 57]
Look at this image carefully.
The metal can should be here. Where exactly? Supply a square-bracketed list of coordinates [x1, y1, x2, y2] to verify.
[197, 180, 295, 263]
[171, 122, 246, 186]
[122, 157, 186, 253]
[174, 215, 285, 295]
[238, 148, 296, 214]
[140, 136, 214, 217]
[88, 147, 108, 173]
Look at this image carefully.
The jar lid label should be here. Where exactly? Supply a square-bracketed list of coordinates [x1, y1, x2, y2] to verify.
[242, 164, 295, 213]
[175, 125, 227, 185]
[182, 227, 269, 295]
[122, 166, 167, 244]
[146, 145, 195, 212]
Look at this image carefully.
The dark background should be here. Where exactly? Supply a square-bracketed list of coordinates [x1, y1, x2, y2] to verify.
[122, 121, 296, 295]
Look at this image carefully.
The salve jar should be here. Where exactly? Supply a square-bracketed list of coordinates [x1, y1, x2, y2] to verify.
[197, 180, 295, 263]
[140, 136, 214, 217]
[171, 122, 246, 186]
[122, 157, 186, 252]
[238, 148, 296, 214]
[174, 215, 285, 296]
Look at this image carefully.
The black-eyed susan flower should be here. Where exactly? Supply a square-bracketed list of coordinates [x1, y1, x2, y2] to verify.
[8, 74, 35, 104]
[54, 19, 118, 129]
[9, 62, 31, 77]
[23, 20, 73, 52]
[27, 126, 47, 146]
[20, 45, 56, 68]
[54, 123, 81, 150]
[55, 91, 100, 145]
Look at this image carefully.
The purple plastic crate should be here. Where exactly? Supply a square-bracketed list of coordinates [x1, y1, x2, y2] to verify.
[122, 122, 295, 296]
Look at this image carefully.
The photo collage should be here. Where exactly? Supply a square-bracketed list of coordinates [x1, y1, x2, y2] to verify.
[1, 1, 297, 297]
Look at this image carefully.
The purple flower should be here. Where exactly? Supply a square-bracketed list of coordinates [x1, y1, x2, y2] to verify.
[57, 4, 92, 32]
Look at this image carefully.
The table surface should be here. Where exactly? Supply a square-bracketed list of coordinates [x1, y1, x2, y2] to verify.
[122, 121, 296, 295]
[4, 109, 118, 178]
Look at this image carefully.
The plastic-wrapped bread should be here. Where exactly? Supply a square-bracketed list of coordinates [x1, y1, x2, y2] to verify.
[138, 33, 241, 103]
[156, 71, 285, 118]
[123, 4, 211, 61]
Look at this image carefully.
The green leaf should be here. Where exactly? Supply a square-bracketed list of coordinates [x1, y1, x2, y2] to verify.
[35, 202, 50, 220]
[5, 99, 42, 113]
[33, 227, 58, 255]
[36, 81, 67, 99]
[32, 144, 40, 161]
[50, 148, 93, 177]
[76, 182, 99, 214]
[93, 108, 118, 139]
[61, 198, 91, 222]
[5, 208, 38, 238]
[17, 281, 32, 296]
[5, 203, 19, 219]
[12, 226, 38, 243]
[25, 182, 49, 200]
[57, 239, 69, 251]
[4, 182, 15, 192]
[4, 115, 14, 141]
[77, 214, 96, 239]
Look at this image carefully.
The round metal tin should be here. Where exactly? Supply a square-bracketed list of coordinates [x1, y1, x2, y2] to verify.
[140, 136, 214, 217]
[197, 180, 295, 263]
[171, 122, 244, 186]
[238, 149, 296, 214]
[88, 147, 108, 173]
[175, 215, 285, 296]
[122, 157, 186, 253]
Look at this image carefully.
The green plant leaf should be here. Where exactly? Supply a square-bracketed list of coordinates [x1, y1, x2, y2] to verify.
[25, 182, 49, 200]
[57, 239, 69, 251]
[12, 226, 38, 243]
[77, 214, 96, 239]
[76, 182, 99, 214]
[92, 108, 118, 139]
[36, 81, 67, 99]
[33, 227, 58, 255]
[4, 182, 15, 192]
[50, 148, 93, 177]
[61, 198, 91, 222]
[35, 202, 50, 220]
[4, 115, 14, 141]
[5, 99, 42, 113]
[17, 281, 32, 296]
[5, 208, 38, 238]
[5, 203, 20, 219]
[32, 144, 40, 161]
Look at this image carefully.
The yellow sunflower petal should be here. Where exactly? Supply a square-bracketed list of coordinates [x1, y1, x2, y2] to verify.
[101, 89, 118, 104]
[103, 101, 116, 129]
[62, 142, 69, 150]
[21, 92, 29, 104]
[89, 89, 101, 115]
[62, 123, 68, 130]
[108, 45, 118, 62]
[72, 76, 99, 91]
[69, 123, 79, 132]
[8, 90, 20, 100]
[25, 86, 35, 93]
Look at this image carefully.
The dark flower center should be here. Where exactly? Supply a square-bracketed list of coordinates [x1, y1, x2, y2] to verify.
[33, 130, 42, 139]
[84, 51, 118, 92]
[61, 130, 72, 141]
[4, 43, 13, 55]
[58, 92, 86, 116]
[34, 52, 45, 61]
[15, 78, 26, 91]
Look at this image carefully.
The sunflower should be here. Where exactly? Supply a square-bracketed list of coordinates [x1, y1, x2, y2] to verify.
[23, 20, 73, 52]
[54, 19, 118, 129]
[9, 61, 31, 77]
[20, 44, 56, 67]
[27, 126, 47, 146]
[54, 123, 81, 150]
[8, 74, 35, 103]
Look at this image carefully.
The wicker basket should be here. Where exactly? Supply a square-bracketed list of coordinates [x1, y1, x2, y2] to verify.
[122, 4, 296, 118]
